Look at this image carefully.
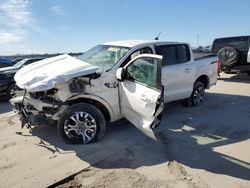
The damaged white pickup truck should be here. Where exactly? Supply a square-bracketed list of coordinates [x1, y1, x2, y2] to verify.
[10, 40, 218, 144]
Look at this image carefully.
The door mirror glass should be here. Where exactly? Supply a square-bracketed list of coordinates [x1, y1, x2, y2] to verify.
[116, 67, 124, 81]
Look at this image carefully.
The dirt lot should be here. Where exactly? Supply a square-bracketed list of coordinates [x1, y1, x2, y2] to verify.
[0, 73, 250, 188]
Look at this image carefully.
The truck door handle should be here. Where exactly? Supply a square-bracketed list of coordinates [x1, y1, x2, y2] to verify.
[140, 95, 151, 103]
[184, 68, 191, 73]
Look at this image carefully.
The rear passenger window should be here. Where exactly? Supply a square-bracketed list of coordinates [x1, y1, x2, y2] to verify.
[156, 45, 190, 66]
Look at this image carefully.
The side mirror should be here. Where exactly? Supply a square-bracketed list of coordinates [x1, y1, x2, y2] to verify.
[116, 67, 124, 81]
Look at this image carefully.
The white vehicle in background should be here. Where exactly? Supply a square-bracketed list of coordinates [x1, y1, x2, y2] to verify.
[10, 40, 219, 144]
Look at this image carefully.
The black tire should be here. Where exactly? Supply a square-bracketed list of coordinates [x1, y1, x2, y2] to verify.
[57, 103, 106, 144]
[185, 81, 205, 107]
[6, 84, 16, 99]
[218, 46, 240, 68]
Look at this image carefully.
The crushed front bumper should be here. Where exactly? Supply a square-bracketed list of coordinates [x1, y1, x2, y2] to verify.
[9, 92, 66, 128]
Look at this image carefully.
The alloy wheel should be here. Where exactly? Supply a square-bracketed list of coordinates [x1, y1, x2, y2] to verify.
[64, 111, 97, 144]
[193, 86, 205, 105]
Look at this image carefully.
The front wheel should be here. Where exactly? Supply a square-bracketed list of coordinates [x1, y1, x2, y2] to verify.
[185, 81, 205, 107]
[57, 103, 106, 144]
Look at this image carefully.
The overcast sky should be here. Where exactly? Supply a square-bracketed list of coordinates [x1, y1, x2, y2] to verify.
[0, 0, 249, 55]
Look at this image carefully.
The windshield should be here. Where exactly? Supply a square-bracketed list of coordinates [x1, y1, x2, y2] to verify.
[77, 45, 130, 73]
[13, 59, 27, 68]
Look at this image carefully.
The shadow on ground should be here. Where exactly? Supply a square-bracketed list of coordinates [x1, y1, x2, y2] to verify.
[219, 72, 250, 83]
[23, 90, 250, 181]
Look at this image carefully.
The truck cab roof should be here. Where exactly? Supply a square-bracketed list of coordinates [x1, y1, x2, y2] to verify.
[103, 40, 183, 48]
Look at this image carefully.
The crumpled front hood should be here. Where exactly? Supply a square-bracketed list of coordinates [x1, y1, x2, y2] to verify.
[15, 54, 98, 92]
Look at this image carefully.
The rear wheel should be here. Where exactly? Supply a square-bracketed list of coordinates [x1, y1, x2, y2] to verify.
[57, 103, 106, 144]
[185, 81, 205, 107]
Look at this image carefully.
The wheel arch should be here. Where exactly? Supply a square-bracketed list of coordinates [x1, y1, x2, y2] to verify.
[195, 74, 210, 89]
[66, 95, 113, 122]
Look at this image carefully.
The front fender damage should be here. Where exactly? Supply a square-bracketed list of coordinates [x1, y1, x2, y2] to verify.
[8, 75, 98, 129]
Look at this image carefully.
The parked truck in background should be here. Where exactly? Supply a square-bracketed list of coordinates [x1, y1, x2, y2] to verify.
[212, 36, 250, 75]
[10, 40, 219, 144]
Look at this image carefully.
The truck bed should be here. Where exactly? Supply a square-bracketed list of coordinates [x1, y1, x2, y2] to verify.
[194, 53, 217, 61]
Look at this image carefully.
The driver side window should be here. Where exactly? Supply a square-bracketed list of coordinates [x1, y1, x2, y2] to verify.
[125, 57, 158, 89]
[120, 47, 153, 67]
